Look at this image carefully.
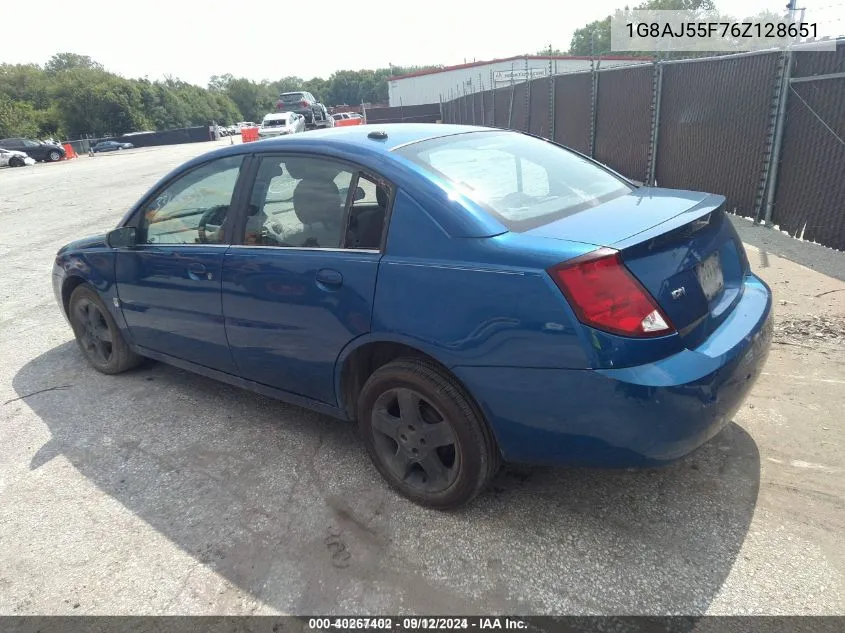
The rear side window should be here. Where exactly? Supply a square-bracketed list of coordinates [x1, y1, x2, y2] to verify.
[396, 131, 633, 231]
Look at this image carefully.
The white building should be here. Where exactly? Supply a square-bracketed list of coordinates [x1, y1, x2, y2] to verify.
[388, 55, 653, 107]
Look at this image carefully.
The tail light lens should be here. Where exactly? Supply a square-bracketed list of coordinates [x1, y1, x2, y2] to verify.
[548, 248, 674, 338]
[301, 100, 308, 107]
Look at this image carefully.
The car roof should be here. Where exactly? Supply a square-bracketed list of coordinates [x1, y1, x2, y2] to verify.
[245, 123, 493, 155]
[170, 124, 500, 176]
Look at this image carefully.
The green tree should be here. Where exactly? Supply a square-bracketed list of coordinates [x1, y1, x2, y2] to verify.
[0, 94, 39, 138]
[45, 53, 104, 73]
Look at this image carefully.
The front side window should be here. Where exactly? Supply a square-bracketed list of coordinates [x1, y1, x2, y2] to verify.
[396, 131, 633, 231]
[23, 140, 40, 147]
[140, 155, 244, 245]
[244, 156, 354, 248]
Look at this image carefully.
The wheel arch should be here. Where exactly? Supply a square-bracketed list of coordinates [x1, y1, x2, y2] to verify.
[335, 335, 488, 430]
[61, 275, 88, 317]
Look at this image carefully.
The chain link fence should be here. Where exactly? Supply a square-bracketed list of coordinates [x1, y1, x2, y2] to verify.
[594, 65, 654, 183]
[772, 46, 845, 250]
[439, 40, 845, 252]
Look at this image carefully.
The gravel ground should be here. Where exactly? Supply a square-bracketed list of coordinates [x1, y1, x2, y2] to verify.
[0, 143, 843, 616]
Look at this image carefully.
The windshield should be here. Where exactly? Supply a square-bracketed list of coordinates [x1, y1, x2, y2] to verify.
[396, 131, 633, 231]
[279, 93, 304, 102]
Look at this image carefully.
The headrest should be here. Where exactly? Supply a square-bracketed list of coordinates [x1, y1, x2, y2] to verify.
[285, 158, 343, 182]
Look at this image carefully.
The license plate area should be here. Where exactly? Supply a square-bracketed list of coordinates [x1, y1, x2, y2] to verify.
[697, 252, 725, 301]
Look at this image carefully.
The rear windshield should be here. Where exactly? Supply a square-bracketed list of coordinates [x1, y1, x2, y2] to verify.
[396, 131, 633, 231]
[279, 93, 304, 102]
[264, 117, 288, 127]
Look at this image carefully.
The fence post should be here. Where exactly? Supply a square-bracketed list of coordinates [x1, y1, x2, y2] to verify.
[589, 63, 599, 158]
[490, 69, 495, 126]
[480, 74, 485, 126]
[549, 55, 555, 140]
[508, 63, 516, 129]
[524, 57, 531, 132]
[646, 61, 664, 186]
[761, 48, 795, 224]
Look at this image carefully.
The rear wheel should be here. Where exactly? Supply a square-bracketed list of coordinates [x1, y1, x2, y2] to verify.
[9, 156, 25, 167]
[69, 284, 141, 374]
[357, 357, 500, 509]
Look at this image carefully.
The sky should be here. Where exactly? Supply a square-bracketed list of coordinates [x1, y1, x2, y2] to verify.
[2, 0, 843, 86]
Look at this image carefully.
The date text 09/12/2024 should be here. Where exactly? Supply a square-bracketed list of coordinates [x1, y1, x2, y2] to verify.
[307, 618, 529, 630]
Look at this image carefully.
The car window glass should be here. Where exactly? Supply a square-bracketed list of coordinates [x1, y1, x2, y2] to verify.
[346, 173, 390, 250]
[23, 140, 40, 147]
[399, 131, 631, 231]
[141, 155, 244, 245]
[353, 175, 379, 205]
[245, 156, 354, 249]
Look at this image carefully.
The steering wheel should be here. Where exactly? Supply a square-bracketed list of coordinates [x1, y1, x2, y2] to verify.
[197, 205, 228, 243]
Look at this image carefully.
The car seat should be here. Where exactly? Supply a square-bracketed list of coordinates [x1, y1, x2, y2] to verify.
[288, 160, 345, 232]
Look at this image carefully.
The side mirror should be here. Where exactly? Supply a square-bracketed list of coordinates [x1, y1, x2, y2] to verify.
[106, 226, 137, 248]
[353, 186, 366, 202]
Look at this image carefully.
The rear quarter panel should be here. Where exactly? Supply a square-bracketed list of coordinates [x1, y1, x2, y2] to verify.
[370, 188, 596, 369]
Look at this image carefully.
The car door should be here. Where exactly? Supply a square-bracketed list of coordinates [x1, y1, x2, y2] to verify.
[222, 154, 391, 405]
[115, 154, 247, 373]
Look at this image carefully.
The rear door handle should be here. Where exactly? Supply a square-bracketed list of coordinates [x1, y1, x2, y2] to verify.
[187, 262, 209, 281]
[316, 268, 343, 287]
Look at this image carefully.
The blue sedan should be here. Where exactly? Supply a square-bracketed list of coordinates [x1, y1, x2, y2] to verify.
[52, 124, 773, 508]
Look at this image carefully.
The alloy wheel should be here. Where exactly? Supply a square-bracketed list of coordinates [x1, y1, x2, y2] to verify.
[370, 387, 459, 494]
[73, 299, 113, 364]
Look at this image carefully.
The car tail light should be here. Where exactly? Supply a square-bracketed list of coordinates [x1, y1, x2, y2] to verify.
[548, 248, 674, 338]
[301, 100, 308, 107]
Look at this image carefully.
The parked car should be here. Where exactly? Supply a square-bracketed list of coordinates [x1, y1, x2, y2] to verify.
[258, 112, 306, 138]
[52, 124, 773, 509]
[332, 112, 364, 127]
[92, 141, 134, 153]
[0, 147, 36, 167]
[0, 137, 65, 162]
[275, 91, 329, 129]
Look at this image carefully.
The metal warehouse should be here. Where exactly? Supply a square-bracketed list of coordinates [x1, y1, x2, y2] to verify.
[387, 55, 652, 107]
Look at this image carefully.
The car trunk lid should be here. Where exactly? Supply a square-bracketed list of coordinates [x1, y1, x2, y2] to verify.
[529, 187, 749, 348]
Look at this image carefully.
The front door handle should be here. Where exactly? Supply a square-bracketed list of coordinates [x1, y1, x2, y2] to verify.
[187, 262, 209, 281]
[316, 268, 343, 288]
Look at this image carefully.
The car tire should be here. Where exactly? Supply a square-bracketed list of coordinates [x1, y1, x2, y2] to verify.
[48, 150, 62, 162]
[357, 357, 501, 509]
[9, 156, 25, 167]
[68, 284, 142, 375]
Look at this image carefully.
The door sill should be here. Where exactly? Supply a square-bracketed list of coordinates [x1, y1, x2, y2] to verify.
[133, 345, 348, 421]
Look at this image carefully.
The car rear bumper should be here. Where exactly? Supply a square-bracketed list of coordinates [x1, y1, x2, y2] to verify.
[453, 273, 773, 467]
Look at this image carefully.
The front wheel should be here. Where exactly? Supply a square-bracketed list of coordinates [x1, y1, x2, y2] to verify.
[357, 357, 500, 509]
[9, 156, 25, 167]
[48, 150, 62, 162]
[69, 284, 141, 374]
